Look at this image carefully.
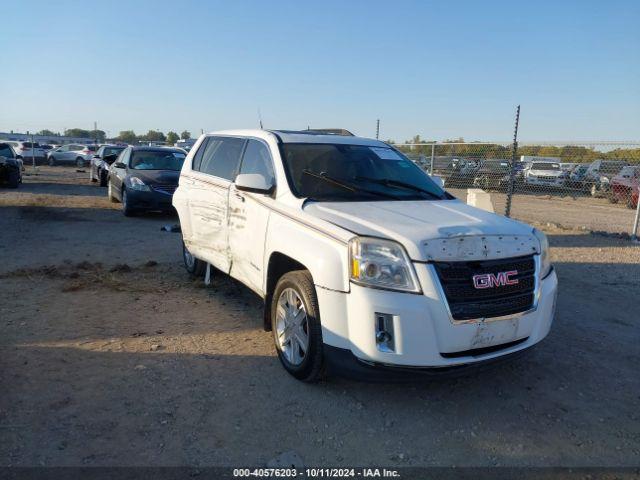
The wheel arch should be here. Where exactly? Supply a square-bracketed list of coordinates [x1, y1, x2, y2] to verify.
[263, 252, 308, 331]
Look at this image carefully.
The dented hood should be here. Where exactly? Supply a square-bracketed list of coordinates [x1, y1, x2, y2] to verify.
[303, 200, 539, 261]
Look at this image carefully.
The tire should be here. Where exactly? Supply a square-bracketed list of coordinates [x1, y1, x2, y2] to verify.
[626, 193, 636, 209]
[7, 171, 20, 189]
[99, 170, 108, 187]
[48, 156, 55, 166]
[107, 181, 119, 203]
[182, 241, 206, 277]
[76, 157, 84, 168]
[271, 270, 324, 382]
[121, 188, 136, 216]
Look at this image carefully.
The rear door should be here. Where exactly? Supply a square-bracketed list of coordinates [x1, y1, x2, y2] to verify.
[187, 136, 245, 273]
[228, 139, 275, 294]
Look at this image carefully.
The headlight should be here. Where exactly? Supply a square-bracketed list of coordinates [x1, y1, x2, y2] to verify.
[349, 237, 420, 293]
[128, 176, 150, 191]
[533, 228, 552, 278]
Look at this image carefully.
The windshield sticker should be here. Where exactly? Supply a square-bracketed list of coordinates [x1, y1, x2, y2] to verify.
[369, 147, 402, 160]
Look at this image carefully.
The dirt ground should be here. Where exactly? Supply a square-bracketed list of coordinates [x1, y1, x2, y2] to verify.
[1, 167, 639, 467]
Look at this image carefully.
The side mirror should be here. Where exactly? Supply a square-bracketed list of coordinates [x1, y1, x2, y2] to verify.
[113, 162, 126, 169]
[431, 175, 445, 189]
[93, 154, 100, 158]
[235, 173, 274, 194]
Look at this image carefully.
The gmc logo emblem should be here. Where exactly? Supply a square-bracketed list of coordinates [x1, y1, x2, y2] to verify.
[472, 270, 519, 289]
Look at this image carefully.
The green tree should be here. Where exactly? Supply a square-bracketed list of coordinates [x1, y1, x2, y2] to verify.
[117, 130, 137, 144]
[142, 130, 166, 142]
[64, 128, 105, 142]
[166, 131, 179, 145]
[180, 130, 191, 140]
[36, 129, 57, 136]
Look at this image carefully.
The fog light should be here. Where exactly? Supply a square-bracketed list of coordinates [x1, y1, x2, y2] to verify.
[375, 312, 395, 353]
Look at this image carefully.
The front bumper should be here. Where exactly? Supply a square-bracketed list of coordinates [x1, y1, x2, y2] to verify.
[316, 262, 557, 372]
[525, 176, 564, 187]
[126, 188, 175, 211]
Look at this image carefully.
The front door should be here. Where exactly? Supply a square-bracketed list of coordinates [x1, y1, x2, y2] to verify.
[227, 139, 275, 295]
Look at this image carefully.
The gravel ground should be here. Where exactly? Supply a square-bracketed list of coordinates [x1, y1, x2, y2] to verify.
[448, 188, 640, 236]
[1, 167, 639, 467]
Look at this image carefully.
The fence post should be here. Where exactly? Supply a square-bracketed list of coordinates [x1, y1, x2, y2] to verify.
[31, 133, 36, 171]
[632, 187, 640, 241]
[430, 143, 435, 175]
[504, 105, 521, 217]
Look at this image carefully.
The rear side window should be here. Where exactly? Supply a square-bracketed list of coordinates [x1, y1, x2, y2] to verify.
[198, 136, 245, 181]
[239, 139, 274, 184]
[191, 137, 209, 172]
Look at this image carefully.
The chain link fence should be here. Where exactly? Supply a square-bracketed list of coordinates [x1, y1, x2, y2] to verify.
[398, 142, 640, 239]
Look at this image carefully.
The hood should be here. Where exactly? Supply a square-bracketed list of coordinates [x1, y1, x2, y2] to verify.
[303, 200, 539, 262]
[127, 170, 180, 185]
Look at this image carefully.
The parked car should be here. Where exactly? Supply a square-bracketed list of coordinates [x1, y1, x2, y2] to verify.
[5, 141, 46, 164]
[583, 160, 628, 197]
[90, 145, 126, 186]
[566, 164, 589, 189]
[445, 158, 481, 187]
[107, 146, 187, 216]
[523, 161, 564, 188]
[0, 143, 23, 188]
[47, 144, 97, 167]
[472, 160, 511, 191]
[173, 129, 557, 382]
[609, 165, 640, 209]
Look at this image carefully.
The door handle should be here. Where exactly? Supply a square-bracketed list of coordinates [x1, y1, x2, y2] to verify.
[234, 192, 245, 202]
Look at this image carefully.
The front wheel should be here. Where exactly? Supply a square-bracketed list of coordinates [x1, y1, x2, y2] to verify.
[122, 189, 136, 216]
[99, 169, 108, 187]
[48, 156, 55, 166]
[271, 270, 324, 382]
[76, 157, 84, 168]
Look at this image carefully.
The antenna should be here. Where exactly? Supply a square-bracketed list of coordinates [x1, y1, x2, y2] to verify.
[258, 109, 264, 129]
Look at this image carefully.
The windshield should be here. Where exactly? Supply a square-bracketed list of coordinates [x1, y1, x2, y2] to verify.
[531, 162, 560, 171]
[130, 150, 186, 170]
[281, 143, 449, 201]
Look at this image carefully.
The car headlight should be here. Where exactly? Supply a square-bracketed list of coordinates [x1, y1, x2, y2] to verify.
[128, 176, 150, 191]
[533, 228, 552, 278]
[349, 237, 420, 293]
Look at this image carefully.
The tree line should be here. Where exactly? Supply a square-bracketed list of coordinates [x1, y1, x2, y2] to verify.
[35, 128, 192, 145]
[389, 136, 640, 163]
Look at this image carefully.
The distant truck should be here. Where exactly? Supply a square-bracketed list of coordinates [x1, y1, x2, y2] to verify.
[175, 138, 197, 152]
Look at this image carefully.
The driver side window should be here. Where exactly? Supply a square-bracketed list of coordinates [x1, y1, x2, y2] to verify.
[238, 139, 275, 185]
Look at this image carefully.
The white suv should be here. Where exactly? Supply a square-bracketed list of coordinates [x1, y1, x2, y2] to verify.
[173, 130, 558, 382]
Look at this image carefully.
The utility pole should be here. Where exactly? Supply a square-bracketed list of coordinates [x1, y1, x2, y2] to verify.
[94, 121, 98, 145]
[375, 119, 380, 140]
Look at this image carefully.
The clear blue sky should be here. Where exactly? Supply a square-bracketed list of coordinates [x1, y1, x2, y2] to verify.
[1, 0, 638, 142]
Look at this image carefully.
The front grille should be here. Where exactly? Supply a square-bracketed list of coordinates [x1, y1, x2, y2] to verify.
[152, 184, 177, 195]
[432, 255, 536, 321]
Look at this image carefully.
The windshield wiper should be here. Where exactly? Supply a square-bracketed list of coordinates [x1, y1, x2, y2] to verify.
[302, 170, 401, 200]
[356, 176, 442, 199]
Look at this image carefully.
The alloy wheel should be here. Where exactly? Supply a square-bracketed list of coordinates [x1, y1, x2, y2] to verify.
[275, 288, 309, 366]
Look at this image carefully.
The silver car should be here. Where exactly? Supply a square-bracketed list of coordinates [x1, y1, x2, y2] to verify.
[47, 144, 97, 167]
[5, 141, 46, 164]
